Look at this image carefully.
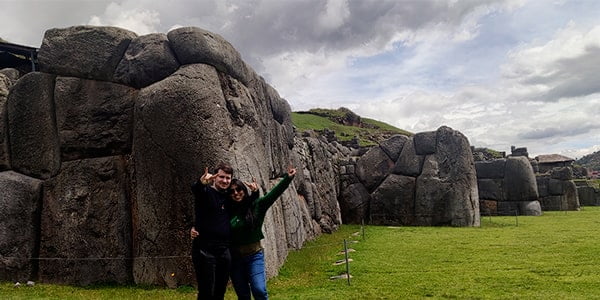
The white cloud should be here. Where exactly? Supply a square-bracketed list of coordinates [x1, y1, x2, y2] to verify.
[87, 2, 160, 35]
[1, 0, 599, 158]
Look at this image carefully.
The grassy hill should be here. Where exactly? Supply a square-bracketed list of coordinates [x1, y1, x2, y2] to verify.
[576, 150, 600, 171]
[292, 108, 411, 147]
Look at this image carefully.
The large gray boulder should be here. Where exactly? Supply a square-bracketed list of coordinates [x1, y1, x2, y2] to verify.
[356, 146, 394, 192]
[371, 174, 415, 225]
[0, 73, 11, 170]
[504, 156, 539, 201]
[38, 26, 137, 82]
[7, 72, 60, 179]
[55, 77, 137, 161]
[415, 127, 480, 226]
[114, 33, 180, 88]
[392, 138, 424, 177]
[132, 63, 232, 286]
[0, 68, 20, 83]
[379, 134, 409, 161]
[339, 182, 370, 224]
[0, 171, 42, 282]
[475, 159, 506, 179]
[38, 156, 132, 285]
[167, 27, 253, 85]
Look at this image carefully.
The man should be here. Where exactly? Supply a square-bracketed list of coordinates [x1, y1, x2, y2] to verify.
[190, 162, 234, 300]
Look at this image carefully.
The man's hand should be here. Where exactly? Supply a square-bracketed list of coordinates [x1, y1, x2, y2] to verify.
[200, 167, 217, 185]
[190, 227, 199, 239]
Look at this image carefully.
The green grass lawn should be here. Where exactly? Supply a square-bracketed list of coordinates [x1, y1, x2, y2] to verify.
[3, 207, 600, 299]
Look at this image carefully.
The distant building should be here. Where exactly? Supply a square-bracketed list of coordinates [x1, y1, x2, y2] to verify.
[535, 154, 575, 174]
[589, 170, 600, 179]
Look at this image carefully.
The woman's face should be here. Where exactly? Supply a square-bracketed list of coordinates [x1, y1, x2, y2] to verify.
[230, 184, 245, 202]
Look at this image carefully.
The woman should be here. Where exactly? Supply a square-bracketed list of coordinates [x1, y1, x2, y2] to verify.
[228, 166, 296, 300]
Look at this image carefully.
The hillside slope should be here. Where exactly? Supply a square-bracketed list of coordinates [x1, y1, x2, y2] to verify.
[292, 107, 411, 147]
[577, 150, 600, 171]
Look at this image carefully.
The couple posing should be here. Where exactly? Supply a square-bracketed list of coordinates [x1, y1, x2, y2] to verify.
[190, 162, 296, 300]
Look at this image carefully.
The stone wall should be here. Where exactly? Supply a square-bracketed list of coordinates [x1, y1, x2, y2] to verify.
[338, 127, 481, 227]
[0, 25, 339, 286]
[576, 183, 600, 206]
[536, 167, 580, 211]
[475, 156, 542, 216]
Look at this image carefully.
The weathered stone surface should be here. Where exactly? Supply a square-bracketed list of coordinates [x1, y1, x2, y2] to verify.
[38, 26, 136, 82]
[262, 198, 288, 278]
[413, 130, 436, 155]
[475, 159, 506, 179]
[479, 200, 497, 215]
[339, 182, 370, 224]
[114, 33, 180, 88]
[132, 64, 233, 286]
[392, 138, 424, 177]
[550, 167, 573, 180]
[277, 179, 307, 250]
[477, 178, 504, 201]
[38, 156, 131, 285]
[295, 136, 341, 232]
[167, 27, 253, 85]
[0, 171, 42, 282]
[370, 174, 415, 225]
[563, 180, 579, 211]
[0, 68, 20, 83]
[7, 72, 60, 179]
[548, 178, 564, 195]
[504, 156, 538, 202]
[577, 186, 599, 206]
[0, 73, 11, 170]
[55, 77, 137, 161]
[379, 134, 409, 162]
[539, 195, 565, 211]
[520, 201, 542, 216]
[356, 146, 394, 192]
[497, 201, 519, 215]
[417, 126, 479, 226]
[536, 175, 549, 197]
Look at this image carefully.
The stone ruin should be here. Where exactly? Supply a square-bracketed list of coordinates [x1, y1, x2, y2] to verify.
[536, 167, 580, 211]
[337, 127, 480, 227]
[1, 25, 480, 287]
[575, 181, 600, 206]
[474, 146, 582, 216]
[476, 156, 542, 216]
[0, 25, 341, 286]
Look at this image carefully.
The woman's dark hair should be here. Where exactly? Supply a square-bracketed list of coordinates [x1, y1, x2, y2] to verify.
[229, 179, 255, 228]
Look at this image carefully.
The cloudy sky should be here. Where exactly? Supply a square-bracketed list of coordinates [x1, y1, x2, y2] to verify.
[1, 0, 599, 159]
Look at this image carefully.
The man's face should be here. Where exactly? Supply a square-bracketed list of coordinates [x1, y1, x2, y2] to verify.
[213, 169, 232, 191]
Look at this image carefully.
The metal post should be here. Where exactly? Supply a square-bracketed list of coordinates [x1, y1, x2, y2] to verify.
[361, 219, 365, 240]
[344, 239, 350, 285]
[30, 51, 36, 71]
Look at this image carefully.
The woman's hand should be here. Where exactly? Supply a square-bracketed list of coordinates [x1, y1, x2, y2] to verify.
[245, 177, 259, 192]
[287, 165, 297, 177]
[190, 227, 199, 240]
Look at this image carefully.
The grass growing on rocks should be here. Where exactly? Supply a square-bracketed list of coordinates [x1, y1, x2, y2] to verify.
[2, 208, 600, 299]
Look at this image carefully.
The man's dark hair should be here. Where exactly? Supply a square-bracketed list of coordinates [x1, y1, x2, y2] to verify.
[214, 162, 233, 176]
